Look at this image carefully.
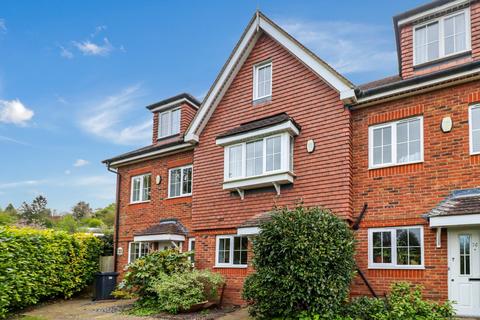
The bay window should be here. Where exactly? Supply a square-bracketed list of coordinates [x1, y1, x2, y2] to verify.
[216, 235, 248, 267]
[369, 116, 423, 168]
[414, 9, 470, 65]
[368, 226, 424, 269]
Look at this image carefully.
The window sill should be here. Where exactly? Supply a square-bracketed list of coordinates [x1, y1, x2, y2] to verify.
[369, 160, 423, 171]
[252, 96, 272, 105]
[214, 264, 248, 269]
[157, 133, 180, 141]
[129, 200, 151, 205]
[368, 265, 425, 270]
[166, 194, 192, 200]
[413, 50, 471, 70]
[223, 171, 294, 192]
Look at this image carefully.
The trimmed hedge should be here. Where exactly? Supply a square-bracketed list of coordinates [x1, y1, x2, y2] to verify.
[0, 226, 103, 318]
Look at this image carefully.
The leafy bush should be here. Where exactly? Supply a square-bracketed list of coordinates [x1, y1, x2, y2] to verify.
[301, 282, 454, 320]
[150, 270, 225, 314]
[0, 226, 103, 318]
[242, 206, 356, 319]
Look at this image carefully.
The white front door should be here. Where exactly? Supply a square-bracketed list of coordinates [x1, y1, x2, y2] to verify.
[448, 229, 480, 317]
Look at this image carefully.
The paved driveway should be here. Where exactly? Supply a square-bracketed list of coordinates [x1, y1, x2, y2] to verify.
[20, 298, 250, 320]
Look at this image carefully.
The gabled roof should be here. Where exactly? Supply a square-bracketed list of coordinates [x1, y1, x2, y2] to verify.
[184, 11, 355, 143]
[134, 218, 188, 236]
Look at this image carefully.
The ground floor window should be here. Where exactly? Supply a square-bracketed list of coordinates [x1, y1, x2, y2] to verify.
[188, 238, 195, 264]
[215, 235, 248, 267]
[368, 226, 424, 269]
[128, 241, 150, 263]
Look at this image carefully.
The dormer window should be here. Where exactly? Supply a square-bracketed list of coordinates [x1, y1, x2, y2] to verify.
[253, 61, 272, 101]
[158, 108, 181, 139]
[414, 9, 470, 66]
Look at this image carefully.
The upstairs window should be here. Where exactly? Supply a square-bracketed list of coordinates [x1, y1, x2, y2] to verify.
[369, 117, 423, 169]
[158, 108, 181, 139]
[469, 105, 480, 154]
[131, 174, 151, 203]
[224, 134, 291, 180]
[414, 9, 470, 65]
[253, 61, 272, 100]
[168, 165, 192, 198]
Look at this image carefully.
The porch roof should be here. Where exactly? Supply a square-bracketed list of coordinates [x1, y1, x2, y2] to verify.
[134, 219, 188, 242]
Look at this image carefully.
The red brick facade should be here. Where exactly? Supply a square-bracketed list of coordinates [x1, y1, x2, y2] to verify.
[110, 1, 480, 308]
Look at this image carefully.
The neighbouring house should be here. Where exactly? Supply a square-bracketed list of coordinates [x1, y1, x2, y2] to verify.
[103, 0, 480, 316]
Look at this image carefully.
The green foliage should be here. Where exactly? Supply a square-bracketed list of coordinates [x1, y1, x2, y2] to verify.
[0, 211, 18, 225]
[149, 270, 225, 314]
[119, 249, 193, 298]
[18, 196, 51, 226]
[301, 282, 454, 320]
[72, 201, 93, 220]
[93, 203, 115, 227]
[242, 206, 356, 319]
[0, 226, 103, 318]
[80, 217, 104, 228]
[111, 289, 137, 300]
[54, 214, 79, 233]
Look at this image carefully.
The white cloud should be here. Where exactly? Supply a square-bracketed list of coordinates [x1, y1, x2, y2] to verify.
[0, 180, 46, 189]
[0, 19, 6, 33]
[280, 19, 397, 75]
[59, 45, 74, 59]
[73, 37, 113, 56]
[0, 99, 34, 126]
[73, 159, 89, 167]
[0, 135, 29, 146]
[80, 84, 151, 145]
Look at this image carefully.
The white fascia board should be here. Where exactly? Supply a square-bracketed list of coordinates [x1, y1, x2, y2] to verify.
[185, 13, 354, 142]
[133, 234, 186, 242]
[223, 172, 294, 191]
[237, 227, 260, 236]
[429, 214, 480, 228]
[216, 121, 300, 146]
[150, 98, 199, 113]
[354, 67, 480, 108]
[258, 17, 355, 101]
[109, 143, 193, 167]
[397, 0, 470, 26]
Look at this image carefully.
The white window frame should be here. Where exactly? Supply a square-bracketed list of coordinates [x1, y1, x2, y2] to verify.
[413, 8, 471, 66]
[253, 61, 272, 101]
[168, 165, 193, 198]
[158, 108, 181, 139]
[188, 238, 195, 264]
[223, 133, 292, 182]
[215, 235, 248, 268]
[130, 173, 151, 204]
[368, 226, 425, 270]
[368, 116, 424, 169]
[128, 241, 150, 263]
[469, 104, 480, 155]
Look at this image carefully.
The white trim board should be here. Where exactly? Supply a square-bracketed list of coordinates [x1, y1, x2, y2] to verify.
[237, 227, 260, 236]
[430, 214, 480, 227]
[397, 0, 470, 26]
[149, 97, 200, 113]
[133, 234, 186, 242]
[185, 11, 355, 143]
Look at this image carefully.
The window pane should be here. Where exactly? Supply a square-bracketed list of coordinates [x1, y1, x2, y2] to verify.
[218, 238, 230, 264]
[233, 236, 248, 265]
[445, 16, 454, 37]
[409, 247, 421, 265]
[397, 122, 408, 143]
[383, 145, 392, 163]
[246, 140, 263, 176]
[266, 136, 281, 171]
[397, 143, 408, 163]
[373, 147, 382, 165]
[170, 169, 181, 197]
[455, 33, 466, 53]
[229, 145, 242, 178]
[373, 248, 382, 263]
[373, 232, 381, 247]
[428, 42, 439, 61]
[455, 13, 466, 34]
[132, 177, 141, 202]
[472, 108, 480, 130]
[409, 140, 421, 161]
[142, 175, 151, 201]
[472, 130, 480, 153]
[409, 119, 420, 141]
[182, 167, 192, 195]
[409, 228, 421, 246]
[415, 26, 427, 64]
[171, 109, 180, 135]
[383, 248, 392, 263]
[445, 36, 455, 55]
[160, 112, 170, 137]
[397, 247, 409, 265]
[397, 229, 408, 247]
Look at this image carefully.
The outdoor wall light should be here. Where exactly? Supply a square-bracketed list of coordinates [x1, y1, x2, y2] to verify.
[441, 116, 453, 133]
[307, 139, 315, 153]
[156, 175, 162, 185]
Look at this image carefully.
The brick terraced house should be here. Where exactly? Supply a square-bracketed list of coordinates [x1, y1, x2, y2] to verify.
[103, 0, 480, 316]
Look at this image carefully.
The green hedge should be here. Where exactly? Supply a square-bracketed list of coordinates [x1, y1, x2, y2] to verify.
[0, 226, 103, 318]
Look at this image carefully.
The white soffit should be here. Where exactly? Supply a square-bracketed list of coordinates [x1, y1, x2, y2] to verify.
[429, 214, 480, 228]
[133, 234, 186, 242]
[185, 12, 355, 143]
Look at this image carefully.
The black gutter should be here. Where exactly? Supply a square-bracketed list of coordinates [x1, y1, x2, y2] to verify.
[356, 60, 480, 99]
[107, 163, 121, 273]
[146, 93, 201, 111]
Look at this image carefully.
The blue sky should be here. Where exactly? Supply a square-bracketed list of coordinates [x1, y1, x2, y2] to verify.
[0, 0, 426, 213]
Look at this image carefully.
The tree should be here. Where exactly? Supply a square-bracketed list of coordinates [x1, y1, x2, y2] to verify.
[56, 214, 79, 233]
[4, 203, 17, 215]
[72, 201, 93, 220]
[93, 203, 115, 227]
[242, 206, 356, 319]
[18, 195, 51, 225]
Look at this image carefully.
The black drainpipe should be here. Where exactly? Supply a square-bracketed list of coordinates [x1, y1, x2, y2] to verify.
[107, 163, 121, 273]
[351, 203, 378, 297]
